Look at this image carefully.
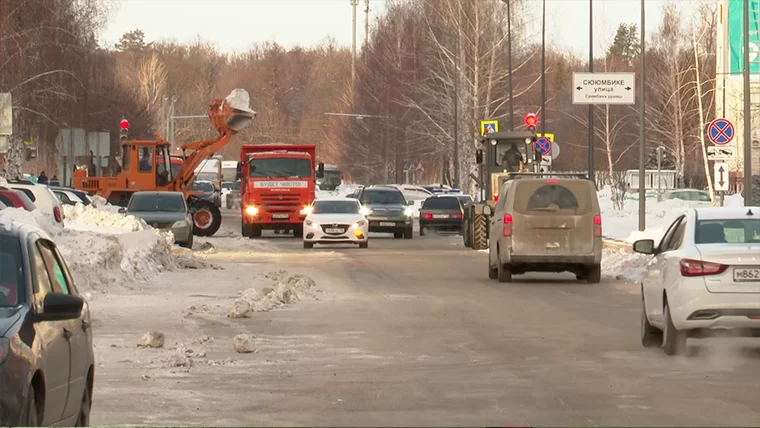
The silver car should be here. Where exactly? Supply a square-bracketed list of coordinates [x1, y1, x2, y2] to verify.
[122, 191, 194, 248]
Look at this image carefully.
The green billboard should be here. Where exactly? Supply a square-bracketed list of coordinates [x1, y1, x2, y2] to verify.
[728, 0, 760, 74]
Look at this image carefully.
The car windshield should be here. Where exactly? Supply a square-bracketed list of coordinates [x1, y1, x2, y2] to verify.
[193, 182, 215, 192]
[249, 158, 312, 178]
[695, 219, 760, 244]
[319, 171, 341, 184]
[0, 233, 23, 306]
[221, 182, 234, 190]
[312, 200, 360, 214]
[232, 181, 240, 191]
[423, 197, 461, 210]
[456, 195, 472, 203]
[128, 194, 186, 212]
[362, 190, 406, 205]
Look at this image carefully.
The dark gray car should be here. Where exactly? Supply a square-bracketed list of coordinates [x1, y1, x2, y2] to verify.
[351, 187, 414, 239]
[192, 180, 221, 208]
[122, 191, 194, 248]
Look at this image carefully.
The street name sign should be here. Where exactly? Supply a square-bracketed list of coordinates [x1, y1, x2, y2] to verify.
[572, 72, 636, 105]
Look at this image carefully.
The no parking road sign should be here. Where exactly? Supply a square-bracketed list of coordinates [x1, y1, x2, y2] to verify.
[534, 136, 552, 156]
[707, 118, 735, 145]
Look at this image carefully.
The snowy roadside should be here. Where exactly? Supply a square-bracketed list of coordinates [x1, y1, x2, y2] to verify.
[0, 201, 210, 296]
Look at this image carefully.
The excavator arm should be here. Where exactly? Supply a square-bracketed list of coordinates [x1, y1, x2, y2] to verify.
[172, 91, 256, 191]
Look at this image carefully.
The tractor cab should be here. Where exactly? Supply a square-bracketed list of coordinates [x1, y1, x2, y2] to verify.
[118, 140, 175, 188]
[476, 131, 539, 202]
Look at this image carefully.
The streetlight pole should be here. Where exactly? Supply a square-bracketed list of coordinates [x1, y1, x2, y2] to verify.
[500, 0, 514, 130]
[638, 0, 646, 231]
[588, 0, 595, 184]
[351, 0, 358, 87]
[744, 0, 753, 205]
[540, 0, 546, 136]
[453, 30, 459, 188]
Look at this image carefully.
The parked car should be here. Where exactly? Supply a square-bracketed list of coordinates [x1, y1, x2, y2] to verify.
[122, 191, 194, 248]
[0, 217, 94, 426]
[0, 187, 36, 212]
[663, 189, 712, 207]
[634, 206, 760, 356]
[3, 180, 64, 226]
[49, 187, 93, 207]
[191, 180, 221, 208]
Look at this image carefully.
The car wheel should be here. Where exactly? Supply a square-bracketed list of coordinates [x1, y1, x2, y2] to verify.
[359, 241, 369, 249]
[304, 242, 314, 249]
[662, 302, 687, 356]
[641, 295, 663, 348]
[25, 384, 38, 426]
[76, 380, 91, 427]
[404, 226, 413, 239]
[586, 264, 601, 284]
[294, 226, 304, 238]
[488, 252, 498, 280]
[394, 231, 403, 239]
[497, 258, 512, 283]
[250, 225, 262, 239]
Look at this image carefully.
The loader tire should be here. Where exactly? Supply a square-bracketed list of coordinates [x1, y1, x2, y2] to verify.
[472, 214, 488, 250]
[191, 199, 222, 237]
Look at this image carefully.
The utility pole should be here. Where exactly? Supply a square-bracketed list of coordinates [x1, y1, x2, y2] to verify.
[744, 0, 753, 205]
[364, 0, 370, 50]
[638, 0, 646, 231]
[351, 0, 358, 86]
[540, 0, 546, 136]
[500, 0, 514, 130]
[588, 0, 594, 184]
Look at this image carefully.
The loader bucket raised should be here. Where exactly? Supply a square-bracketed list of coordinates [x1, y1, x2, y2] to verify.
[209, 89, 257, 135]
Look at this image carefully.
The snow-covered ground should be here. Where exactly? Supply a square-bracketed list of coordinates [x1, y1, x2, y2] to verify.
[0, 201, 202, 296]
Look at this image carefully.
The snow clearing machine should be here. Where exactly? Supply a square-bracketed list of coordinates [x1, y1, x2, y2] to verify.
[462, 128, 541, 250]
[73, 89, 256, 237]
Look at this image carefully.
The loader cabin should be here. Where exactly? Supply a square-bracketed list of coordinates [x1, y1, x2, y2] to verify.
[120, 142, 175, 188]
[476, 131, 538, 201]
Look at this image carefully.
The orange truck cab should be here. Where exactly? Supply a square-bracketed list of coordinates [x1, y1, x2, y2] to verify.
[237, 144, 324, 238]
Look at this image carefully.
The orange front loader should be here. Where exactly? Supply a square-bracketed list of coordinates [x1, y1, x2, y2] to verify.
[74, 89, 256, 237]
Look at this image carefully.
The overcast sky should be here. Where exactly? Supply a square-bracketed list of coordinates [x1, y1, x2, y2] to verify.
[100, 0, 707, 57]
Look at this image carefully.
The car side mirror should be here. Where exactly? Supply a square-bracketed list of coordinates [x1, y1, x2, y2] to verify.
[482, 205, 493, 216]
[34, 293, 84, 322]
[118, 207, 127, 214]
[633, 239, 656, 255]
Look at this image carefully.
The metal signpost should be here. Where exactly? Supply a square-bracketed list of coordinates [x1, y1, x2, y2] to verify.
[571, 72, 640, 228]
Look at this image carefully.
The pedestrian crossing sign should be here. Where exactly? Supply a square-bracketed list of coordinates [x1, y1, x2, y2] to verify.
[480, 120, 499, 136]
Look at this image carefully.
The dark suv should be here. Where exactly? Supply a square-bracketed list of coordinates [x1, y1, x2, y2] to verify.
[347, 187, 414, 239]
[0, 219, 94, 426]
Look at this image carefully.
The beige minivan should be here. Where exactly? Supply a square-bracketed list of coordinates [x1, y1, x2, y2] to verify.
[485, 176, 602, 283]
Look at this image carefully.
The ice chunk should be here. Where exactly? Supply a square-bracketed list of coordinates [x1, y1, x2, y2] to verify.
[225, 89, 252, 111]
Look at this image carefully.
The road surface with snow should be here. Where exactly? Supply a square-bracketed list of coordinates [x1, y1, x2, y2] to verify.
[86, 209, 760, 426]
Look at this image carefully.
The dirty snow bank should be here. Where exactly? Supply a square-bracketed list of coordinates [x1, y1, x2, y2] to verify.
[601, 248, 651, 281]
[0, 205, 204, 294]
[227, 269, 322, 317]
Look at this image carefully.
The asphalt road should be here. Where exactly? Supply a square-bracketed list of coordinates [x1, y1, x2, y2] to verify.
[89, 209, 760, 426]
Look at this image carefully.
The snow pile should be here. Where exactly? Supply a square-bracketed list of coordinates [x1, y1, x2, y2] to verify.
[227, 270, 322, 317]
[601, 247, 651, 281]
[62, 203, 146, 234]
[0, 205, 192, 293]
[90, 195, 123, 213]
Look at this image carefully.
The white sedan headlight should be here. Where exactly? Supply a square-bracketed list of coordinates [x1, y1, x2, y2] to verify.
[404, 207, 414, 217]
[305, 220, 319, 228]
[352, 220, 367, 228]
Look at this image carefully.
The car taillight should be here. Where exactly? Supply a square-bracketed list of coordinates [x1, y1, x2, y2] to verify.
[493, 193, 499, 201]
[503, 213, 513, 237]
[452, 212, 462, 219]
[679, 258, 728, 277]
[420, 212, 432, 220]
[593, 214, 602, 237]
[546, 179, 560, 183]
[53, 206, 62, 223]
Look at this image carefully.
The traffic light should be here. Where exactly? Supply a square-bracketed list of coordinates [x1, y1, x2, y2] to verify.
[524, 113, 538, 133]
[119, 118, 129, 142]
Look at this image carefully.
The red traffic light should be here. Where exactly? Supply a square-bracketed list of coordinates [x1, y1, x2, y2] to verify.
[119, 119, 129, 130]
[524, 113, 538, 127]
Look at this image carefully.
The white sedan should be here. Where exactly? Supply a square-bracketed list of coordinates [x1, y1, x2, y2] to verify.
[303, 197, 369, 249]
[634, 207, 760, 356]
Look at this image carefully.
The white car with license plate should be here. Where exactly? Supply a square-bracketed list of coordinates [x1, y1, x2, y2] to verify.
[303, 197, 369, 249]
[634, 207, 760, 356]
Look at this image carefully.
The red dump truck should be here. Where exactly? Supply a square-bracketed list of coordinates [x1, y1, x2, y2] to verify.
[237, 144, 323, 238]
